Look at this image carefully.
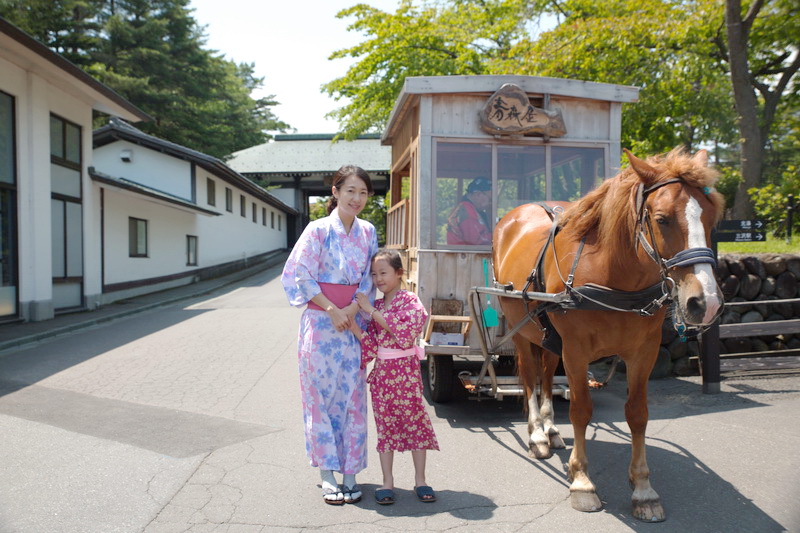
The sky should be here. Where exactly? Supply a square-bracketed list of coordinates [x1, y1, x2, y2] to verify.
[189, 0, 401, 135]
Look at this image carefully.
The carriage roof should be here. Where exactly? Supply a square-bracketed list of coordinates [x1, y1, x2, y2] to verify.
[382, 75, 639, 146]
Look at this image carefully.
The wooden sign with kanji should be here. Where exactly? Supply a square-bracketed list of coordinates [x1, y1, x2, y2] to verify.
[479, 83, 567, 137]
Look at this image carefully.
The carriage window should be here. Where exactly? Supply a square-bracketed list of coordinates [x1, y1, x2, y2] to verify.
[551, 147, 605, 202]
[497, 145, 545, 219]
[435, 142, 492, 247]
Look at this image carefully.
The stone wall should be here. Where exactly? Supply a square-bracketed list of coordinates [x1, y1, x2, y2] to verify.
[656, 253, 800, 377]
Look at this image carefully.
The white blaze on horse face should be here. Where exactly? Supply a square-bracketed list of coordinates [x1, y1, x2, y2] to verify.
[685, 196, 721, 323]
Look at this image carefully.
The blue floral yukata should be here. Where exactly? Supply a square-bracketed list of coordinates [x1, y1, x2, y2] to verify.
[281, 209, 378, 474]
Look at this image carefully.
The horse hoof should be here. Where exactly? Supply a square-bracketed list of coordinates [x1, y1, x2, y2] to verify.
[633, 499, 665, 522]
[548, 432, 566, 449]
[528, 441, 551, 459]
[570, 490, 602, 513]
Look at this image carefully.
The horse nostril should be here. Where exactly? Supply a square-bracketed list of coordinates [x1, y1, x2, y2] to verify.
[686, 296, 705, 318]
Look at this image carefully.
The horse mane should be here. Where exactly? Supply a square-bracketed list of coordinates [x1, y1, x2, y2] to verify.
[559, 147, 724, 265]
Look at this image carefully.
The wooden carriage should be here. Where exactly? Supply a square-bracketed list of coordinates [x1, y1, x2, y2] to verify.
[380, 75, 639, 401]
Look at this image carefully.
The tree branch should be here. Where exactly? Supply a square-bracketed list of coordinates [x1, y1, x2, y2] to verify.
[741, 0, 765, 36]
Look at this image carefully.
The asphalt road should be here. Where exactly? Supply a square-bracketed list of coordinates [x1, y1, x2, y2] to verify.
[0, 263, 798, 532]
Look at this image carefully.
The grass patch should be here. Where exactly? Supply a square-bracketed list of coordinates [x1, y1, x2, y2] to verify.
[717, 235, 800, 254]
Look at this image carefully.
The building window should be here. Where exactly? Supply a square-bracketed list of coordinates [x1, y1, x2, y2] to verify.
[261, 207, 266, 226]
[271, 211, 275, 229]
[129, 217, 148, 257]
[240, 194, 245, 216]
[278, 215, 281, 231]
[225, 187, 232, 212]
[252, 202, 257, 222]
[207, 178, 216, 206]
[0, 91, 18, 317]
[50, 114, 81, 166]
[187, 235, 198, 266]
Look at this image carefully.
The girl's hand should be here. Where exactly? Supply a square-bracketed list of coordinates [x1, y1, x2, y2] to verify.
[355, 292, 372, 311]
[327, 306, 352, 332]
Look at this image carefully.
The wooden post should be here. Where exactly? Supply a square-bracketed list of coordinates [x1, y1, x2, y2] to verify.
[699, 228, 721, 394]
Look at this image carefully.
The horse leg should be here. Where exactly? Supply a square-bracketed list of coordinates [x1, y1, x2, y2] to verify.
[540, 349, 565, 449]
[516, 339, 551, 459]
[624, 356, 665, 522]
[564, 357, 602, 512]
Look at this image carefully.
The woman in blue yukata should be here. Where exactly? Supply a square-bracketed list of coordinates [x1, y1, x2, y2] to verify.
[281, 165, 379, 505]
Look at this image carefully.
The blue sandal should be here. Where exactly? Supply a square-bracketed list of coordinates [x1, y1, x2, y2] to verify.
[375, 488, 395, 505]
[414, 485, 436, 502]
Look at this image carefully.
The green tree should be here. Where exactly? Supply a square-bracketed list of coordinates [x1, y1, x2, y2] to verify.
[323, 0, 534, 139]
[325, 0, 799, 216]
[724, 0, 800, 218]
[0, 0, 103, 66]
[1, 0, 289, 158]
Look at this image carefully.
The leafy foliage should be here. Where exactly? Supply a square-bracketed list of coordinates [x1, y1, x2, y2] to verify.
[325, 0, 799, 217]
[0, 0, 289, 158]
[748, 165, 800, 237]
[323, 0, 534, 139]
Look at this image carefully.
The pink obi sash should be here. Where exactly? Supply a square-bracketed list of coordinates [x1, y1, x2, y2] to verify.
[307, 282, 359, 311]
[377, 346, 426, 361]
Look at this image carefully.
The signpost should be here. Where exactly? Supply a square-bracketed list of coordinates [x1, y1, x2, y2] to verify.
[701, 219, 766, 394]
[713, 219, 766, 243]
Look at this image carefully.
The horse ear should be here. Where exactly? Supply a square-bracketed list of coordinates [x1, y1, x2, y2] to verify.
[692, 149, 709, 167]
[624, 149, 659, 186]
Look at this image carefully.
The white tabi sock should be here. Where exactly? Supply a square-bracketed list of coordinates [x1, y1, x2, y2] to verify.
[320, 469, 338, 491]
[343, 473, 357, 489]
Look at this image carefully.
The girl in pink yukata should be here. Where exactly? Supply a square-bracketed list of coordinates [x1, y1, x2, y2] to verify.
[281, 165, 378, 506]
[352, 249, 440, 505]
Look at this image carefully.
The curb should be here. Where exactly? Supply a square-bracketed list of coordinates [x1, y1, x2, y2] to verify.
[0, 252, 287, 354]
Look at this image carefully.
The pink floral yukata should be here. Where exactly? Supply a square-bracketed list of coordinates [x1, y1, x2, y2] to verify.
[361, 290, 440, 453]
[281, 209, 378, 474]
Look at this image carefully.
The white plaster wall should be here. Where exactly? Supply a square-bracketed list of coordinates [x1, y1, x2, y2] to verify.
[94, 141, 193, 200]
[102, 191, 199, 284]
[194, 167, 287, 263]
[269, 187, 296, 210]
[100, 165, 287, 286]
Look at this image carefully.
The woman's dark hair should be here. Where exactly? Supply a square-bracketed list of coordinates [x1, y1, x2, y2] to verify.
[327, 165, 374, 214]
[372, 248, 404, 274]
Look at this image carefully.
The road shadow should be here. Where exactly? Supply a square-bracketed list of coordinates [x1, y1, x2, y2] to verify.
[421, 364, 795, 531]
[351, 483, 498, 520]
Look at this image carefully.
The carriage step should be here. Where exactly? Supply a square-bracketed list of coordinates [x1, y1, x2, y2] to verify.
[458, 372, 571, 401]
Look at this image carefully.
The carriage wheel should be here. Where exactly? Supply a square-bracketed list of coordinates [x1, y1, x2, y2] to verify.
[427, 354, 454, 403]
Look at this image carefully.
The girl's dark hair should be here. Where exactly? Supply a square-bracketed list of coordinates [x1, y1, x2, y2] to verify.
[327, 165, 374, 214]
[373, 248, 404, 273]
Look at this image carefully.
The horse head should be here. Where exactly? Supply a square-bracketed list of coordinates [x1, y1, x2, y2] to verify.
[625, 148, 725, 326]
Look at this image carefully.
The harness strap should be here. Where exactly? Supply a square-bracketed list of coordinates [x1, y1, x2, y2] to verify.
[664, 247, 717, 268]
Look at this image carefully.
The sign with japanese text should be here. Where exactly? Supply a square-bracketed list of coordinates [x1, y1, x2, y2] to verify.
[479, 83, 567, 137]
[714, 230, 767, 242]
[717, 219, 765, 231]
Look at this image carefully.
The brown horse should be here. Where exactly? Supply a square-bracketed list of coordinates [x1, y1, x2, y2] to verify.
[493, 148, 724, 522]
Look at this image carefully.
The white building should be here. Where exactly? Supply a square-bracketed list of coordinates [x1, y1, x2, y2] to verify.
[0, 17, 296, 322]
[91, 119, 296, 304]
[0, 17, 150, 322]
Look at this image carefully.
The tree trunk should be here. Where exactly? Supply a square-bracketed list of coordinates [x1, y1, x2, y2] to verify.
[726, 0, 762, 220]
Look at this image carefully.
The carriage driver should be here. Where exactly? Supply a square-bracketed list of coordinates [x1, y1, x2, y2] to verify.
[446, 177, 493, 245]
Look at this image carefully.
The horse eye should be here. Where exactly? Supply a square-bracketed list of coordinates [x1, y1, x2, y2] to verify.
[655, 216, 669, 226]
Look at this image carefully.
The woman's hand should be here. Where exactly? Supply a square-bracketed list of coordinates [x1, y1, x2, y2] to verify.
[355, 292, 372, 312]
[327, 306, 352, 332]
